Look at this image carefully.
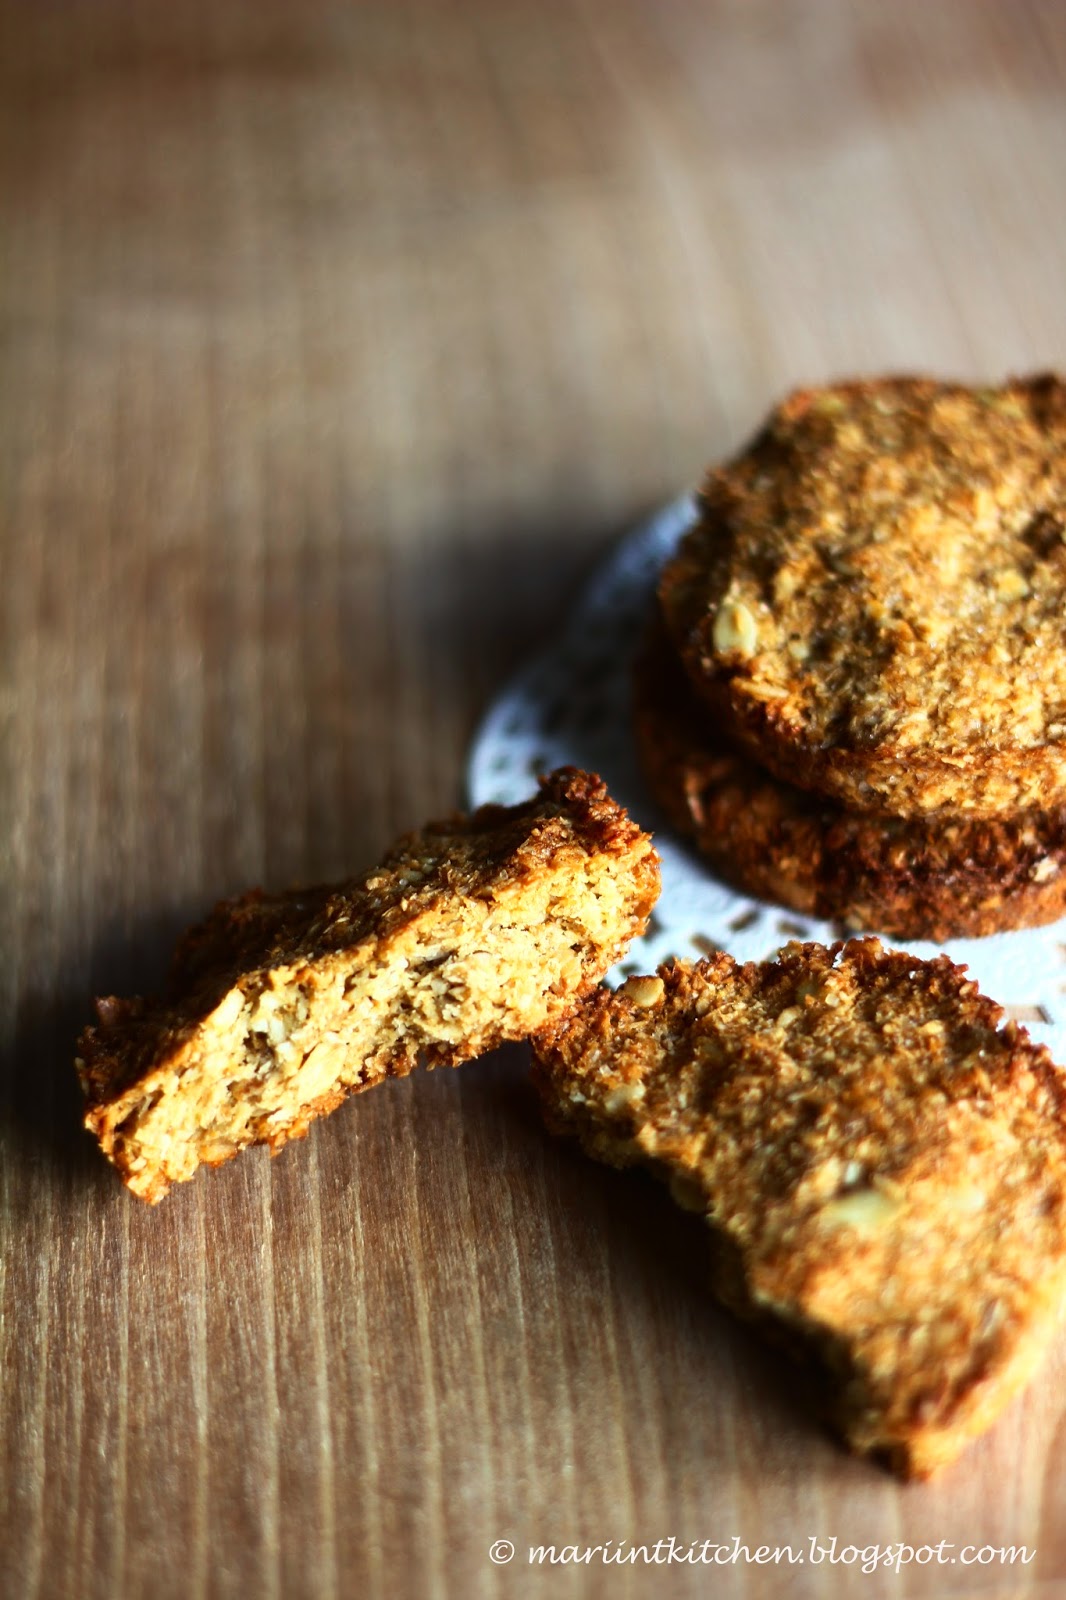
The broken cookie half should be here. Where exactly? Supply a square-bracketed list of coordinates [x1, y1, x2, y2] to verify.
[531, 938, 1066, 1478]
[77, 768, 660, 1202]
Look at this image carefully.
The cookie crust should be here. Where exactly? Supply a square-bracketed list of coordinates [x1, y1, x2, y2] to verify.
[634, 618, 1066, 940]
[532, 939, 1066, 1478]
[77, 768, 660, 1201]
[659, 375, 1066, 818]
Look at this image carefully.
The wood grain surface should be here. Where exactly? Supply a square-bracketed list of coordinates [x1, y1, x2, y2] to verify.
[3, 2, 1066, 1596]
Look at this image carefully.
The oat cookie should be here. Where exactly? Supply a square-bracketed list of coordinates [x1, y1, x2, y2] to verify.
[77, 768, 660, 1202]
[532, 939, 1066, 1477]
[659, 375, 1066, 817]
[634, 618, 1066, 939]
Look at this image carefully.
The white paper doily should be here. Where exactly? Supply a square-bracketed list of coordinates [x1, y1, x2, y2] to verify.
[468, 495, 1066, 1063]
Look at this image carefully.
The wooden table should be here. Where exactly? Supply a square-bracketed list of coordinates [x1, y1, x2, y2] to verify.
[3, 2, 1066, 1595]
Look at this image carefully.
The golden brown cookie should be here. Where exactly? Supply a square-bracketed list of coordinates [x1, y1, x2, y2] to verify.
[634, 617, 1066, 940]
[659, 375, 1066, 818]
[532, 939, 1066, 1478]
[77, 768, 660, 1202]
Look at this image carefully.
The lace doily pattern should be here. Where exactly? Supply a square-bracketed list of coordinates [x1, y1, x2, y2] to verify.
[468, 496, 1066, 1062]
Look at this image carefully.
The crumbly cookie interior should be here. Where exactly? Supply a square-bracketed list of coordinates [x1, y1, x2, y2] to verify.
[77, 768, 660, 1202]
[91, 846, 642, 1201]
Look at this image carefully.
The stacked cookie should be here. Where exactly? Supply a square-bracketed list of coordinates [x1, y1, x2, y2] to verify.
[638, 374, 1066, 940]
